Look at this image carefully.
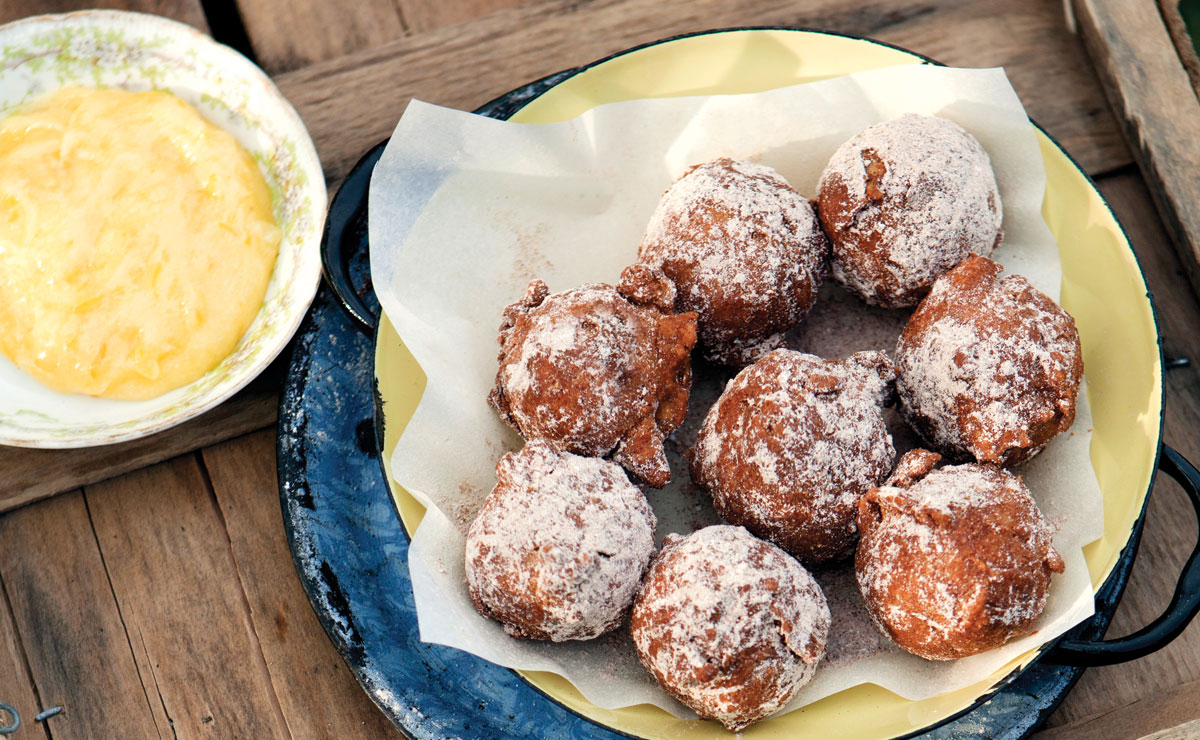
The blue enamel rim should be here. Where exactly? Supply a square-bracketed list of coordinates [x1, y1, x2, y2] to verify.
[279, 26, 1171, 740]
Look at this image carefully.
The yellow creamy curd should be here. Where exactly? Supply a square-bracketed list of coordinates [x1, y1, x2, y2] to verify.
[0, 87, 281, 400]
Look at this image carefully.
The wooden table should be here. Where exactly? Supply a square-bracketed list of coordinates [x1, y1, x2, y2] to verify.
[0, 1, 1197, 738]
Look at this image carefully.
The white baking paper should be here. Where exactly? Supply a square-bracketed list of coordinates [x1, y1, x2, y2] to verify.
[369, 65, 1105, 719]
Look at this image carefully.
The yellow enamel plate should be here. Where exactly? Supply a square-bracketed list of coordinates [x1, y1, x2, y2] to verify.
[375, 28, 1162, 740]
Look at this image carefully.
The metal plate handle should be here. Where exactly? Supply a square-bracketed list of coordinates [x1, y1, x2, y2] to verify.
[319, 140, 388, 334]
[1047, 444, 1200, 666]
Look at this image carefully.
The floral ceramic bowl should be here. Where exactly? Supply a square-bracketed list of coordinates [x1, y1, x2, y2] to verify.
[0, 10, 325, 447]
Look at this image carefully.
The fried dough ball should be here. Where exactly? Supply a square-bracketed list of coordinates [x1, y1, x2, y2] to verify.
[896, 254, 1083, 467]
[631, 525, 830, 731]
[636, 158, 829, 366]
[690, 349, 896, 565]
[855, 449, 1065, 660]
[817, 114, 1003, 308]
[488, 270, 697, 487]
[465, 441, 657, 641]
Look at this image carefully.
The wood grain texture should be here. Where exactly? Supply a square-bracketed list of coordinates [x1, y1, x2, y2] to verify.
[0, 0, 207, 30]
[1037, 171, 1200, 732]
[1037, 678, 1200, 739]
[1142, 718, 1200, 740]
[0, 492, 167, 739]
[1072, 0, 1200, 299]
[84, 456, 291, 739]
[274, 0, 1128, 188]
[235, 0, 405, 74]
[0, 576, 49, 740]
[0, 379, 277, 514]
[201, 430, 398, 739]
[0, 2, 1195, 738]
[1158, 0, 1200, 99]
[397, 0, 530, 33]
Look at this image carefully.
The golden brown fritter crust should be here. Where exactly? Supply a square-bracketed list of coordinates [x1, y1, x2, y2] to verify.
[630, 525, 829, 731]
[465, 442, 657, 641]
[488, 271, 697, 487]
[637, 158, 828, 366]
[689, 349, 896, 565]
[817, 114, 1003, 308]
[855, 449, 1065, 660]
[895, 254, 1083, 467]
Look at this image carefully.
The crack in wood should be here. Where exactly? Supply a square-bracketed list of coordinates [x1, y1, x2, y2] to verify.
[194, 453, 296, 740]
[80, 492, 170, 740]
[136, 627, 178, 740]
[391, 0, 413, 36]
[0, 574, 51, 740]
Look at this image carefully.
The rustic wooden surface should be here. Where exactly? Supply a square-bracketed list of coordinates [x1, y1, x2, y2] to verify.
[1159, 0, 1200, 91]
[1072, 0, 1200, 309]
[0, 369, 277, 514]
[0, 1, 1196, 739]
[0, 0, 1135, 513]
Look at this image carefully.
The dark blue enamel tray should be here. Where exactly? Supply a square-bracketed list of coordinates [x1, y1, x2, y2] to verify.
[278, 29, 1200, 740]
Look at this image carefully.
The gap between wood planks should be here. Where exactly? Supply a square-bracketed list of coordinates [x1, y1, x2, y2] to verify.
[192, 453, 296, 740]
[72, 458, 295, 737]
[270, 0, 1132, 182]
[0, 366, 279, 515]
[1037, 678, 1200, 739]
[80, 491, 176, 739]
[198, 430, 402, 739]
[197, 0, 257, 63]
[0, 574, 50, 740]
[1072, 0, 1200, 301]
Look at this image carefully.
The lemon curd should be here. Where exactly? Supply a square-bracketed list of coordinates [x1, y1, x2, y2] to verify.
[0, 87, 281, 400]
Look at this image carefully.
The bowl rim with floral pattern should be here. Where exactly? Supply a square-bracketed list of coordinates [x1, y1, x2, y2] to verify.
[0, 9, 326, 448]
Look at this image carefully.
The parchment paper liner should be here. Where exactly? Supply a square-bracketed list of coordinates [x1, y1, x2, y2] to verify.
[369, 65, 1104, 719]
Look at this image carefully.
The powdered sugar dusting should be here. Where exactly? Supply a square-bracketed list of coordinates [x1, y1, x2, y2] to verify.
[631, 525, 830, 731]
[895, 256, 1082, 465]
[376, 67, 1106, 720]
[490, 281, 696, 485]
[818, 114, 1002, 308]
[501, 289, 613, 398]
[465, 441, 656, 642]
[856, 459, 1063, 660]
[813, 565, 897, 665]
[639, 158, 828, 364]
[690, 349, 896, 563]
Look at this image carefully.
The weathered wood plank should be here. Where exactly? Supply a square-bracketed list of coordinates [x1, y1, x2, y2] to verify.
[201, 430, 397, 738]
[1037, 678, 1200, 739]
[274, 0, 1128, 188]
[0, 379, 276, 514]
[1158, 0, 1200, 96]
[0, 492, 167, 739]
[234, 0, 405, 75]
[84, 456, 291, 739]
[0, 575, 49, 740]
[397, 0, 529, 33]
[0, 0, 207, 30]
[1039, 171, 1200, 730]
[1142, 718, 1200, 740]
[1072, 0, 1200, 299]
